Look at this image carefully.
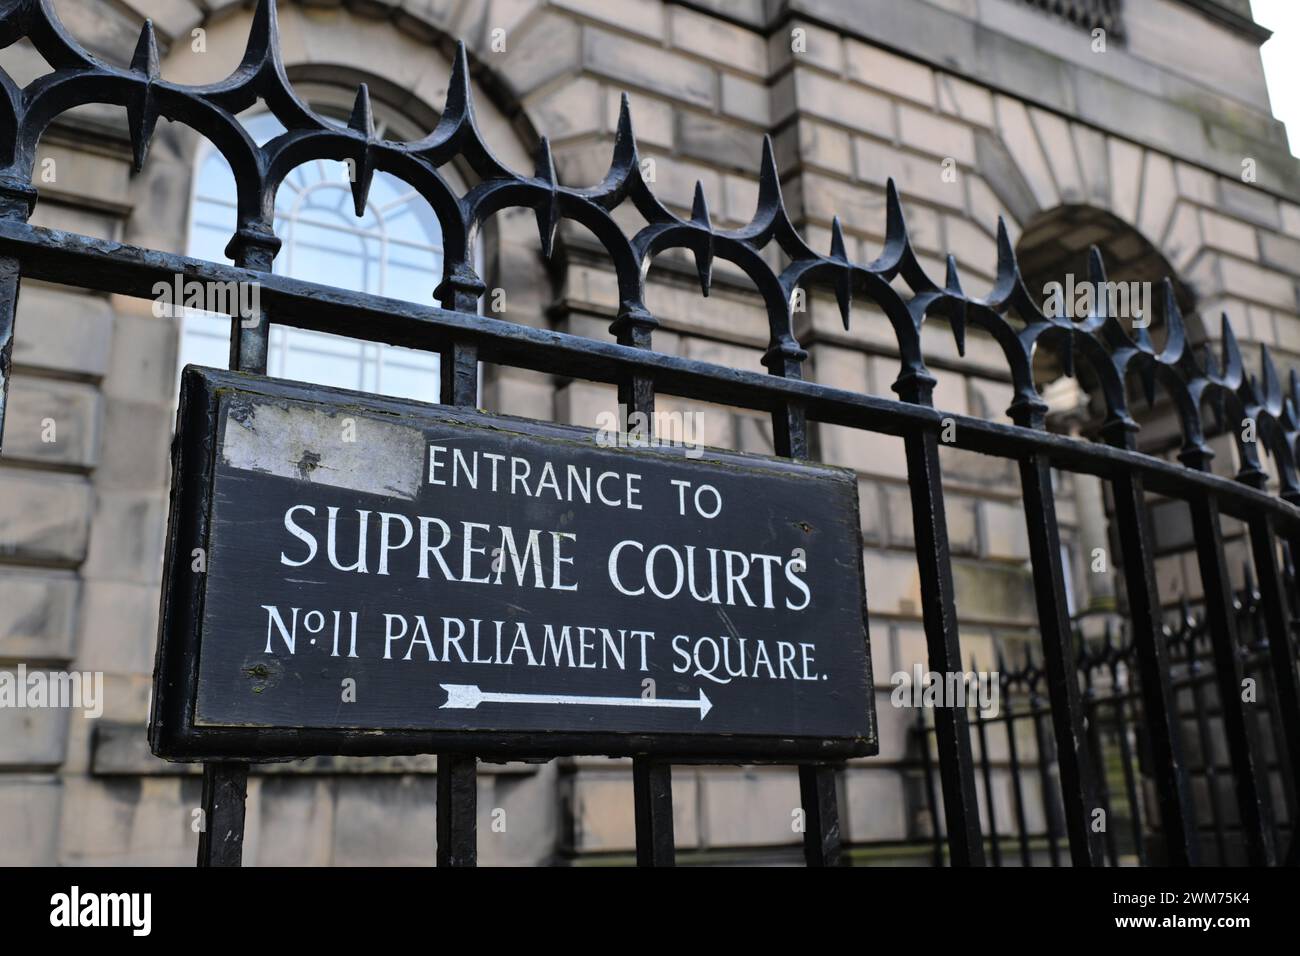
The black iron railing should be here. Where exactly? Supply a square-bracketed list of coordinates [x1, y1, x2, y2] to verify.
[915, 568, 1300, 865]
[0, 0, 1297, 867]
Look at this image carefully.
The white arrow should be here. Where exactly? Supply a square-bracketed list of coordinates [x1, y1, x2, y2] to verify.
[440, 684, 712, 720]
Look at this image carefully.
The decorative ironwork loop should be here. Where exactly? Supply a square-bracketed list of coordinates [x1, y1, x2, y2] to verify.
[0, 0, 1295, 500]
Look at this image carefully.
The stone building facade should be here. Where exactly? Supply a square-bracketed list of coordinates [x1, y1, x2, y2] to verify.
[0, 0, 1296, 865]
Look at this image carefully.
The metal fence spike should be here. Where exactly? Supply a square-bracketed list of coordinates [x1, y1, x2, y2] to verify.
[534, 137, 560, 260]
[130, 18, 159, 78]
[126, 20, 160, 173]
[829, 216, 852, 329]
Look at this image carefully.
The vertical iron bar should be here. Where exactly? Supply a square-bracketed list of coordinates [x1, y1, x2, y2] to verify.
[1186, 494, 1275, 863]
[1017, 454, 1105, 865]
[973, 679, 1002, 866]
[0, 255, 20, 451]
[619, 374, 655, 436]
[772, 395, 806, 463]
[436, 753, 477, 867]
[614, 322, 678, 868]
[1247, 514, 1300, 835]
[902, 423, 984, 865]
[226, 232, 278, 374]
[1029, 694, 1062, 866]
[0, 181, 35, 449]
[441, 340, 479, 409]
[437, 337, 480, 867]
[916, 709, 944, 867]
[1108, 466, 1198, 864]
[772, 358, 843, 867]
[1261, 665, 1296, 825]
[1081, 675, 1119, 866]
[799, 764, 842, 866]
[1004, 699, 1032, 866]
[1285, 539, 1300, 860]
[1185, 652, 1228, 863]
[1111, 661, 1149, 866]
[633, 759, 675, 866]
[198, 762, 248, 867]
[1273, 534, 1300, 842]
[197, 231, 278, 868]
[1247, 595, 1296, 825]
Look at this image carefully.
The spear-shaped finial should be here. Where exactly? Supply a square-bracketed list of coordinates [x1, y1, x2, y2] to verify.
[1086, 244, 1107, 289]
[131, 18, 159, 77]
[884, 178, 907, 250]
[1204, 346, 1226, 431]
[1220, 312, 1243, 382]
[944, 254, 967, 357]
[235, 0, 279, 75]
[611, 92, 639, 175]
[347, 84, 376, 217]
[349, 82, 374, 138]
[444, 40, 472, 125]
[830, 216, 852, 330]
[1158, 278, 1184, 359]
[994, 216, 1016, 281]
[126, 20, 160, 173]
[754, 135, 783, 223]
[690, 180, 713, 296]
[1260, 342, 1282, 408]
[415, 40, 474, 155]
[534, 136, 560, 260]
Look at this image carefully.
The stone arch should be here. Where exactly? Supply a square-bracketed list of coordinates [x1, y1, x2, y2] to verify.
[1017, 203, 1201, 345]
[975, 96, 1207, 296]
[1013, 204, 1214, 627]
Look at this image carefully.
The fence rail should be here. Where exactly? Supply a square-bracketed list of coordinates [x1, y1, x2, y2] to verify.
[915, 571, 1300, 865]
[0, 0, 1298, 866]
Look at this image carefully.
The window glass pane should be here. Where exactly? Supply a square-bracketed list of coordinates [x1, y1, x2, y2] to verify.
[377, 355, 438, 401]
[179, 311, 231, 369]
[179, 109, 455, 402]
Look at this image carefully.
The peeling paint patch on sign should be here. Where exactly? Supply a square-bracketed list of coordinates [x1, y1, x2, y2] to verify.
[221, 397, 424, 500]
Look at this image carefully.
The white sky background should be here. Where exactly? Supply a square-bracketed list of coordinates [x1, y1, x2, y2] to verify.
[1253, 0, 1300, 156]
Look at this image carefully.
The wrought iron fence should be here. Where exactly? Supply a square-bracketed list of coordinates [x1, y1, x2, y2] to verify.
[915, 567, 1300, 865]
[0, 0, 1297, 867]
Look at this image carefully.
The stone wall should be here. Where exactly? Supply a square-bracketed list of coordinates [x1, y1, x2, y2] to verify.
[0, 0, 1296, 864]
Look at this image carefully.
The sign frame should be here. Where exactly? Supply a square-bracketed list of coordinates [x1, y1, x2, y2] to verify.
[149, 366, 877, 763]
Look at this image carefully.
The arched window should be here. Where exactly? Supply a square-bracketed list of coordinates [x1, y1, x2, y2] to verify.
[179, 87, 470, 400]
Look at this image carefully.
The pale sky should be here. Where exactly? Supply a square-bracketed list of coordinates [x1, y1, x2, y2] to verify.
[1253, 0, 1300, 157]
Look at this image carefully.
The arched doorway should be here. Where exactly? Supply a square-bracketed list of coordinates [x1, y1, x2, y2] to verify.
[1014, 205, 1202, 623]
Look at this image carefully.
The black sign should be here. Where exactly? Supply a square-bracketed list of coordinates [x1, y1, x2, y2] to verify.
[150, 367, 877, 761]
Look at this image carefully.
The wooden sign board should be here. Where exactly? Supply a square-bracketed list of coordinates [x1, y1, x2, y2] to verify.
[150, 367, 877, 761]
